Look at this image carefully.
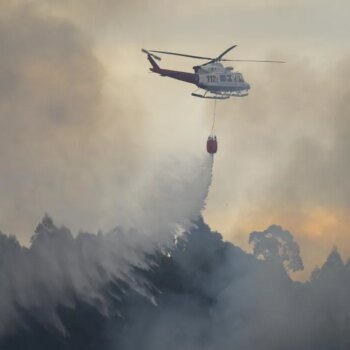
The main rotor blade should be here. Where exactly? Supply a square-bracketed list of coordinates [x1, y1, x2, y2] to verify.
[149, 50, 214, 60]
[148, 47, 284, 64]
[215, 45, 237, 61]
[226, 59, 285, 63]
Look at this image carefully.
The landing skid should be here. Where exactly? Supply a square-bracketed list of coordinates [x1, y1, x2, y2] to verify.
[192, 92, 228, 100]
[191, 89, 249, 99]
[232, 92, 249, 97]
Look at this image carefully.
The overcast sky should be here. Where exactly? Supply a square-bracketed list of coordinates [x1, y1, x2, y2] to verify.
[1, 0, 350, 278]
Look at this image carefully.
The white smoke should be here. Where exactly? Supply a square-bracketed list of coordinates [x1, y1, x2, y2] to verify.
[117, 155, 214, 243]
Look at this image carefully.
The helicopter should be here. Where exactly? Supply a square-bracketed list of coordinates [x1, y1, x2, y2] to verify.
[142, 45, 284, 99]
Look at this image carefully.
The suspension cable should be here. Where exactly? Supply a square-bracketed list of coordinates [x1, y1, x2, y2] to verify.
[210, 99, 217, 136]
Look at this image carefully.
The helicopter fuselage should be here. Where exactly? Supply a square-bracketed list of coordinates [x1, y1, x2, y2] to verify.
[147, 55, 250, 98]
[195, 63, 250, 93]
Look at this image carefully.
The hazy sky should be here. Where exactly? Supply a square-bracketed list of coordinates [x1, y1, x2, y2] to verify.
[1, 0, 350, 278]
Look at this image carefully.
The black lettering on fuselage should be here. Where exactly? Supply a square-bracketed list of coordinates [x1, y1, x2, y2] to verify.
[206, 75, 217, 83]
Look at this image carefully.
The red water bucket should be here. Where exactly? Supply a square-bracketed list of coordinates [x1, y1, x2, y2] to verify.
[207, 136, 218, 154]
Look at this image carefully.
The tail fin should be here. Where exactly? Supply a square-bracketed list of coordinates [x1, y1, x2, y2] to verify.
[147, 54, 160, 72]
[141, 48, 162, 72]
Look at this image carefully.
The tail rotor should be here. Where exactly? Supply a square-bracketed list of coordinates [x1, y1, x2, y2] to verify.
[141, 49, 162, 61]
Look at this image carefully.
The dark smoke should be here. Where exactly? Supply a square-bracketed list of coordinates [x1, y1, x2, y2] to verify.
[1, 216, 350, 349]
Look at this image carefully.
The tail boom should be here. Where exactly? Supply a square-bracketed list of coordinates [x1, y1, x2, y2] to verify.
[147, 54, 197, 85]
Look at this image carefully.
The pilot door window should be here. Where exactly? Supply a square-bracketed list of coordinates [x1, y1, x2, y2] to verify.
[220, 74, 232, 83]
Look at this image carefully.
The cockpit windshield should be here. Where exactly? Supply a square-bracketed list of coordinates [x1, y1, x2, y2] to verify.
[236, 73, 244, 82]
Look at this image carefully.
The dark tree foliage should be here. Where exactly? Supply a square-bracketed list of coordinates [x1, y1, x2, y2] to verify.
[1, 217, 350, 350]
